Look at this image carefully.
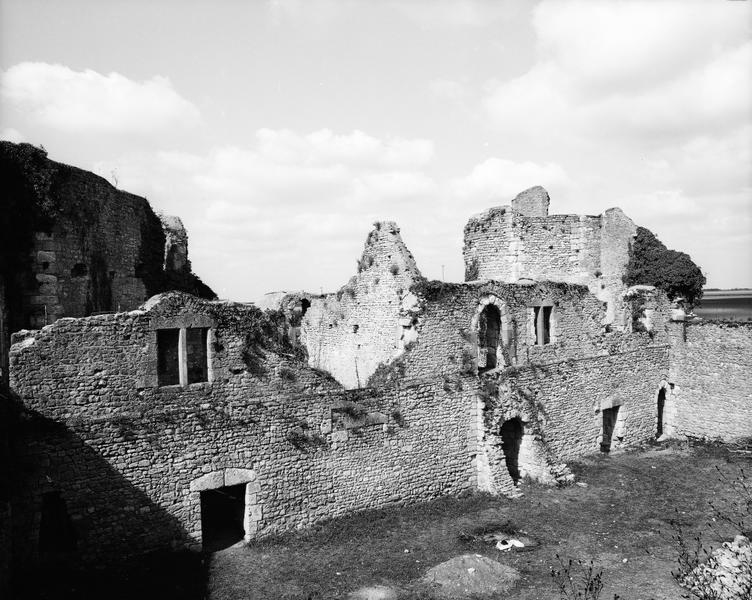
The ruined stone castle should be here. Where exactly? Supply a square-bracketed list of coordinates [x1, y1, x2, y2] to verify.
[1, 144, 750, 585]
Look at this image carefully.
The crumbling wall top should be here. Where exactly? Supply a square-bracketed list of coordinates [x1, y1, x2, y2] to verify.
[511, 186, 550, 217]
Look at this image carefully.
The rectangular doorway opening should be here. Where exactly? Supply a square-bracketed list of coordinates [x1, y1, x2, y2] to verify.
[200, 483, 246, 552]
[39, 491, 78, 563]
[601, 406, 620, 453]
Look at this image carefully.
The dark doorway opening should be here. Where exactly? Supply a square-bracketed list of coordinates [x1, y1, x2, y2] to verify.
[39, 491, 78, 563]
[601, 406, 620, 453]
[657, 388, 666, 438]
[300, 298, 311, 317]
[501, 418, 523, 484]
[200, 484, 246, 552]
[479, 304, 501, 373]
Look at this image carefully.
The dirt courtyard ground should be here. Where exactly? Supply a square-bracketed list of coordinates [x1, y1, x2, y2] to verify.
[206, 441, 750, 600]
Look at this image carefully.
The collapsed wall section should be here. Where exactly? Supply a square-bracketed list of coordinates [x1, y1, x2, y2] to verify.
[668, 321, 752, 441]
[8, 292, 473, 570]
[300, 222, 422, 388]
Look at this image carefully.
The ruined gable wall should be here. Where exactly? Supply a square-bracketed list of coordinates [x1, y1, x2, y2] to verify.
[9, 293, 472, 568]
[668, 321, 752, 441]
[301, 222, 422, 388]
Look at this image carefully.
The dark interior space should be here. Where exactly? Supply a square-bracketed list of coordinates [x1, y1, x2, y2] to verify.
[12, 415, 202, 600]
[500, 418, 523, 484]
[39, 491, 78, 566]
[186, 327, 208, 384]
[657, 388, 665, 438]
[601, 406, 620, 452]
[200, 484, 246, 552]
[157, 328, 180, 386]
[479, 304, 501, 372]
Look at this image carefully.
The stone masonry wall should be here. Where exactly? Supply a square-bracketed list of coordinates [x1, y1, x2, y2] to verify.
[8, 293, 472, 569]
[395, 279, 671, 495]
[462, 187, 638, 326]
[0, 141, 210, 333]
[668, 321, 752, 441]
[301, 222, 423, 388]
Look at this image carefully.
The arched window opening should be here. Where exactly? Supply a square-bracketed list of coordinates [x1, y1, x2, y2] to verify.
[300, 298, 311, 317]
[501, 418, 523, 484]
[478, 304, 501, 373]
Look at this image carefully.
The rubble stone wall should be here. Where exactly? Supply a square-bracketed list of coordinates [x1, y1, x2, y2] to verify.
[8, 293, 472, 569]
[669, 321, 752, 441]
[0, 142, 208, 333]
[399, 280, 670, 494]
[462, 190, 638, 325]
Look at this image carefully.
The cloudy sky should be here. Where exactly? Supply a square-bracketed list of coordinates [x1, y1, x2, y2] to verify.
[1, 0, 750, 301]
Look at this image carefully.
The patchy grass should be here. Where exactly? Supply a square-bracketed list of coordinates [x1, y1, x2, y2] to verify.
[207, 442, 750, 600]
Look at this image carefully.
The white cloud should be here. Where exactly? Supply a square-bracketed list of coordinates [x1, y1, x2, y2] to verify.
[256, 128, 434, 169]
[484, 1, 752, 144]
[1, 62, 200, 135]
[533, 1, 750, 96]
[92, 128, 443, 299]
[451, 157, 571, 205]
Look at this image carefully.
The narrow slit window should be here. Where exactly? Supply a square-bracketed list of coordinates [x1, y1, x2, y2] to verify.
[542, 306, 552, 345]
[157, 328, 180, 386]
[186, 327, 209, 384]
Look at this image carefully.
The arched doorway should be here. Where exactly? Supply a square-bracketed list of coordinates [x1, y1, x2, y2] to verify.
[500, 418, 523, 484]
[479, 304, 501, 372]
[657, 387, 666, 438]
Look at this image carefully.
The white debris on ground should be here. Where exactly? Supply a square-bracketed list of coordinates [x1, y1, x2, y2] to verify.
[495, 538, 525, 551]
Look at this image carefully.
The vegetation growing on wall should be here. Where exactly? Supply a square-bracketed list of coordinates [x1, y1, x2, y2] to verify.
[624, 227, 705, 306]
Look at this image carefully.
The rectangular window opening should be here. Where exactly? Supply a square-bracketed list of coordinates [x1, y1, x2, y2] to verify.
[533, 306, 553, 346]
[157, 328, 180, 386]
[542, 306, 552, 345]
[186, 327, 209, 384]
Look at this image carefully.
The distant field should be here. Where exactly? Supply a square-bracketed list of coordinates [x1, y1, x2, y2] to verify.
[694, 290, 752, 321]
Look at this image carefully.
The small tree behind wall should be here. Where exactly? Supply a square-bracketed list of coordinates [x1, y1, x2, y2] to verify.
[624, 227, 706, 307]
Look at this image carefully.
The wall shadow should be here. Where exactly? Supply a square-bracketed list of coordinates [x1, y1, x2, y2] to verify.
[9, 409, 207, 600]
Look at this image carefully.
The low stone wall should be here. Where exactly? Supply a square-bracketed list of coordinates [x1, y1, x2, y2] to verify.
[669, 321, 752, 441]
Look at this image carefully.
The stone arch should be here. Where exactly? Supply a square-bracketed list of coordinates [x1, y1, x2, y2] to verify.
[471, 294, 516, 372]
[188, 468, 262, 549]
